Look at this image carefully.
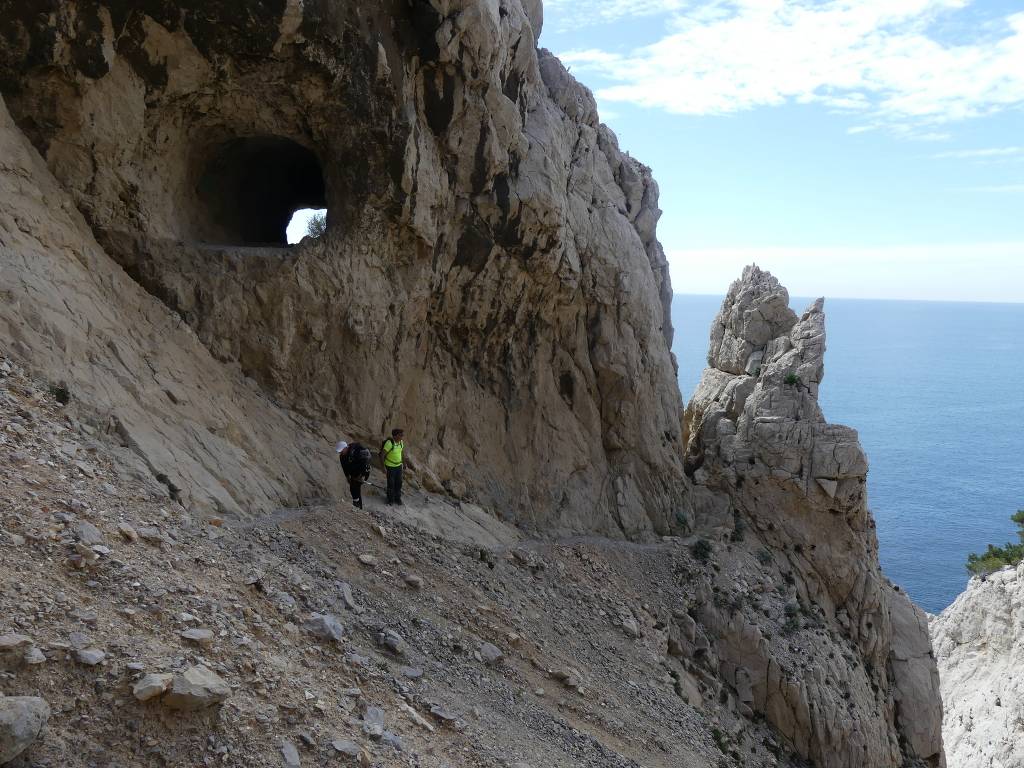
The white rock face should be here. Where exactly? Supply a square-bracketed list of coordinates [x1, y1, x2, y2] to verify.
[0, 0, 685, 536]
[932, 561, 1024, 768]
[683, 266, 945, 768]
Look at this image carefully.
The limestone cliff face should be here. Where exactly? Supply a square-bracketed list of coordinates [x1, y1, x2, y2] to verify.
[0, 0, 684, 534]
[932, 562, 1024, 768]
[682, 267, 945, 768]
[0, 5, 947, 765]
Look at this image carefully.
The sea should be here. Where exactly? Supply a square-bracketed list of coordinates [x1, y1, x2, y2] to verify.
[672, 294, 1024, 614]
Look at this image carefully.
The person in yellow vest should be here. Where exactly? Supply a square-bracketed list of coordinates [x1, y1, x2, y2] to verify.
[381, 428, 405, 506]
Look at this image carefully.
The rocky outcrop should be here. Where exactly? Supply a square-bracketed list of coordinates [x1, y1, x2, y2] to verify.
[932, 561, 1024, 768]
[682, 267, 945, 768]
[0, 0, 684, 535]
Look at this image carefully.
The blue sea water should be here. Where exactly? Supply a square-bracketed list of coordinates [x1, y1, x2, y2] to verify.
[672, 294, 1024, 613]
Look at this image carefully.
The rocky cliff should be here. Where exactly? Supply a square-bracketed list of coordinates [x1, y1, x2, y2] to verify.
[0, 0, 683, 535]
[0, 3, 946, 767]
[932, 562, 1024, 768]
[682, 267, 945, 768]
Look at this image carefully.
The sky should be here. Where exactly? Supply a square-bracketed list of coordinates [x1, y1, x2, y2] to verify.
[540, 0, 1024, 302]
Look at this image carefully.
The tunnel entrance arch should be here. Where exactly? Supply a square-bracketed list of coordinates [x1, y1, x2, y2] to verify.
[195, 136, 327, 246]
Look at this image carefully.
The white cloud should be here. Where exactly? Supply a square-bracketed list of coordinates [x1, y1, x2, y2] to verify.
[933, 146, 1023, 158]
[959, 183, 1024, 192]
[667, 242, 1024, 302]
[544, 0, 688, 26]
[557, 2, 1024, 128]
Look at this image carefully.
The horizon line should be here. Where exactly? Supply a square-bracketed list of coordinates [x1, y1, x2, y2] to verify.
[674, 292, 1024, 307]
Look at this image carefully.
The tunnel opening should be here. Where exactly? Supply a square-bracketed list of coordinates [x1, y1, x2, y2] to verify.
[196, 137, 327, 246]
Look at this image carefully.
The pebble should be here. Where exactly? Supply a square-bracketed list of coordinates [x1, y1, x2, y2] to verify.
[377, 629, 407, 655]
[400, 666, 424, 680]
[331, 739, 361, 756]
[304, 613, 345, 642]
[118, 523, 139, 542]
[361, 706, 385, 740]
[133, 673, 173, 702]
[479, 642, 503, 665]
[357, 554, 377, 567]
[340, 582, 362, 613]
[429, 704, 458, 724]
[401, 572, 424, 589]
[281, 741, 300, 767]
[0, 634, 33, 652]
[74, 647, 106, 666]
[162, 665, 231, 710]
[181, 628, 215, 646]
[137, 526, 163, 544]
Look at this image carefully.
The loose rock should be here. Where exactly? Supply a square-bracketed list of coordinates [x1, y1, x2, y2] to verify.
[304, 613, 345, 642]
[0, 696, 51, 764]
[162, 665, 231, 710]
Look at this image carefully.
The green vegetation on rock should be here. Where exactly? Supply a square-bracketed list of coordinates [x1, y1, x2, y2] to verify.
[966, 510, 1024, 576]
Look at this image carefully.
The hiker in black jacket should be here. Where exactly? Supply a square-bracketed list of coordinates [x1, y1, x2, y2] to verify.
[336, 441, 372, 509]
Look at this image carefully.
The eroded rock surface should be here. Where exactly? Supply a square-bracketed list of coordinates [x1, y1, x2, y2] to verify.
[933, 561, 1024, 768]
[682, 266, 945, 768]
[0, 0, 683, 535]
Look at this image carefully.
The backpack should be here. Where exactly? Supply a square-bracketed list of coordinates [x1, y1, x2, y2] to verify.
[341, 443, 372, 476]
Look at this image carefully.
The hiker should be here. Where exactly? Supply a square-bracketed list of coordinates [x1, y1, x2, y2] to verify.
[337, 440, 372, 509]
[381, 428, 405, 506]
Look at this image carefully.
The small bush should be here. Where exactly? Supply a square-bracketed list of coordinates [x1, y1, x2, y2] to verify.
[966, 510, 1024, 576]
[712, 728, 727, 753]
[305, 211, 327, 238]
[691, 538, 713, 564]
[49, 382, 70, 405]
[784, 373, 800, 386]
[782, 614, 801, 635]
[730, 513, 747, 543]
[756, 549, 773, 566]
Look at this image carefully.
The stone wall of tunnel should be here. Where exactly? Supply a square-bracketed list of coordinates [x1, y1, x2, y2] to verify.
[0, 0, 687, 537]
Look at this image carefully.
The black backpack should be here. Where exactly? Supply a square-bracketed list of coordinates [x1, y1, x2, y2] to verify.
[340, 443, 372, 476]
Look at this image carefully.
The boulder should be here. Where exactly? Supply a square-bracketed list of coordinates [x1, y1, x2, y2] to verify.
[0, 696, 50, 764]
[162, 665, 231, 710]
[132, 673, 174, 702]
[304, 614, 344, 643]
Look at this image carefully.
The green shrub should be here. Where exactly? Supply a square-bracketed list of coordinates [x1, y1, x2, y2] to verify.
[711, 728, 727, 753]
[691, 538, 713, 564]
[966, 510, 1024, 576]
[305, 211, 327, 238]
[784, 372, 800, 386]
[730, 513, 747, 543]
[782, 614, 801, 635]
[49, 382, 70, 405]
